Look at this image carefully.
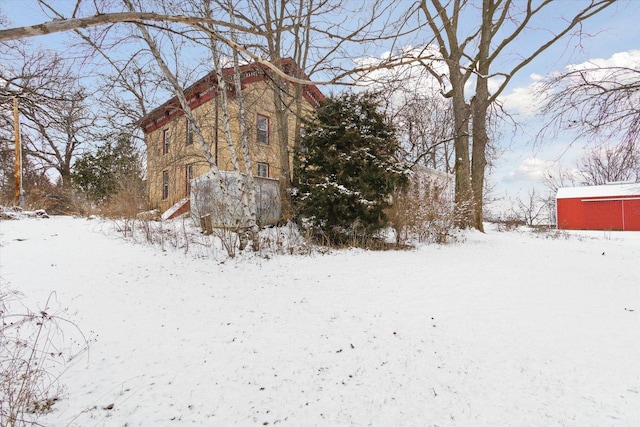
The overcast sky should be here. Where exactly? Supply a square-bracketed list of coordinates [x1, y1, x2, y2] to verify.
[2, 0, 639, 212]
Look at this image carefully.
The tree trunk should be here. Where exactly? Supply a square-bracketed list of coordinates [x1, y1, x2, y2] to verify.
[469, 0, 493, 233]
[471, 96, 488, 232]
[448, 67, 473, 228]
[225, 4, 260, 250]
[271, 72, 294, 221]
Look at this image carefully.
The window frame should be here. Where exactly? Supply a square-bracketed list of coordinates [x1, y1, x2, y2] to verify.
[162, 170, 169, 200]
[185, 163, 193, 196]
[257, 162, 269, 178]
[257, 114, 269, 145]
[186, 121, 193, 146]
[162, 129, 170, 155]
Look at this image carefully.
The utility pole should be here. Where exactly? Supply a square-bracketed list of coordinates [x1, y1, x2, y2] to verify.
[13, 97, 23, 207]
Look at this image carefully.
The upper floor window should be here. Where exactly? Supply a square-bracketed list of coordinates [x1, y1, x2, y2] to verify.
[162, 129, 170, 155]
[186, 121, 193, 146]
[185, 164, 193, 196]
[257, 114, 269, 144]
[162, 170, 169, 200]
[257, 162, 269, 178]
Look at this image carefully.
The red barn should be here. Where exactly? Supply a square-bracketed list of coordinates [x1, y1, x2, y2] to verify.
[556, 183, 640, 231]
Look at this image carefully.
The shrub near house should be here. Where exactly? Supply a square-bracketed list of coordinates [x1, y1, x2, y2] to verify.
[294, 92, 408, 245]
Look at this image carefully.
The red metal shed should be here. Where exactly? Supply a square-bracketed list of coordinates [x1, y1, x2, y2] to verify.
[556, 183, 640, 231]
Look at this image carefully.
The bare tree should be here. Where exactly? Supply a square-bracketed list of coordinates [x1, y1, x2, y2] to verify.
[203, 0, 260, 250]
[218, 0, 315, 220]
[0, 2, 326, 88]
[21, 89, 95, 186]
[116, 0, 262, 253]
[411, 0, 616, 230]
[8, 0, 352, 251]
[208, 0, 395, 219]
[540, 61, 640, 147]
[346, 43, 460, 179]
[543, 140, 639, 196]
[539, 56, 640, 185]
[579, 140, 639, 185]
[396, 94, 455, 173]
[0, 10, 242, 43]
[2, 0, 618, 236]
[513, 188, 550, 227]
[0, 91, 56, 206]
[1, 45, 95, 187]
[542, 162, 581, 194]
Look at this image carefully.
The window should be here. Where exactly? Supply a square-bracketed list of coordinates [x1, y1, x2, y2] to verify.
[186, 121, 193, 145]
[299, 127, 308, 153]
[257, 162, 269, 178]
[257, 114, 269, 144]
[162, 170, 169, 200]
[162, 129, 170, 154]
[185, 164, 193, 196]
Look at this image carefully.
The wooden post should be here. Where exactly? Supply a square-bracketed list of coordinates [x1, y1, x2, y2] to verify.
[13, 97, 23, 207]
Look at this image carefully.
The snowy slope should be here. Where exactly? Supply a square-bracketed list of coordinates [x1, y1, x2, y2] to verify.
[1, 216, 639, 426]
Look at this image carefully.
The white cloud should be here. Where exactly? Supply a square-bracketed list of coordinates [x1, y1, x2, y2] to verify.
[563, 50, 640, 95]
[354, 47, 640, 131]
[503, 157, 587, 190]
[499, 49, 640, 116]
[503, 157, 555, 183]
[499, 73, 549, 116]
[567, 49, 640, 74]
[353, 45, 449, 99]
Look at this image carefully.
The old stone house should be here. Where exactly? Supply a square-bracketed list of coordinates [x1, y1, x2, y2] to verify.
[139, 59, 325, 217]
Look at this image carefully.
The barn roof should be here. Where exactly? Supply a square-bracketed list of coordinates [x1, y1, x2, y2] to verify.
[557, 182, 640, 199]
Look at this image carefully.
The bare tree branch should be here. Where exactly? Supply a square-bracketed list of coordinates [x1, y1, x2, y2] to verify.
[0, 11, 251, 42]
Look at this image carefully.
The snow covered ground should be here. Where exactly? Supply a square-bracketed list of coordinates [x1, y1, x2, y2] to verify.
[1, 215, 639, 426]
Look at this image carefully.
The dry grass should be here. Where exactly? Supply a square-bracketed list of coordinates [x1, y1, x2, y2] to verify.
[0, 283, 91, 427]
